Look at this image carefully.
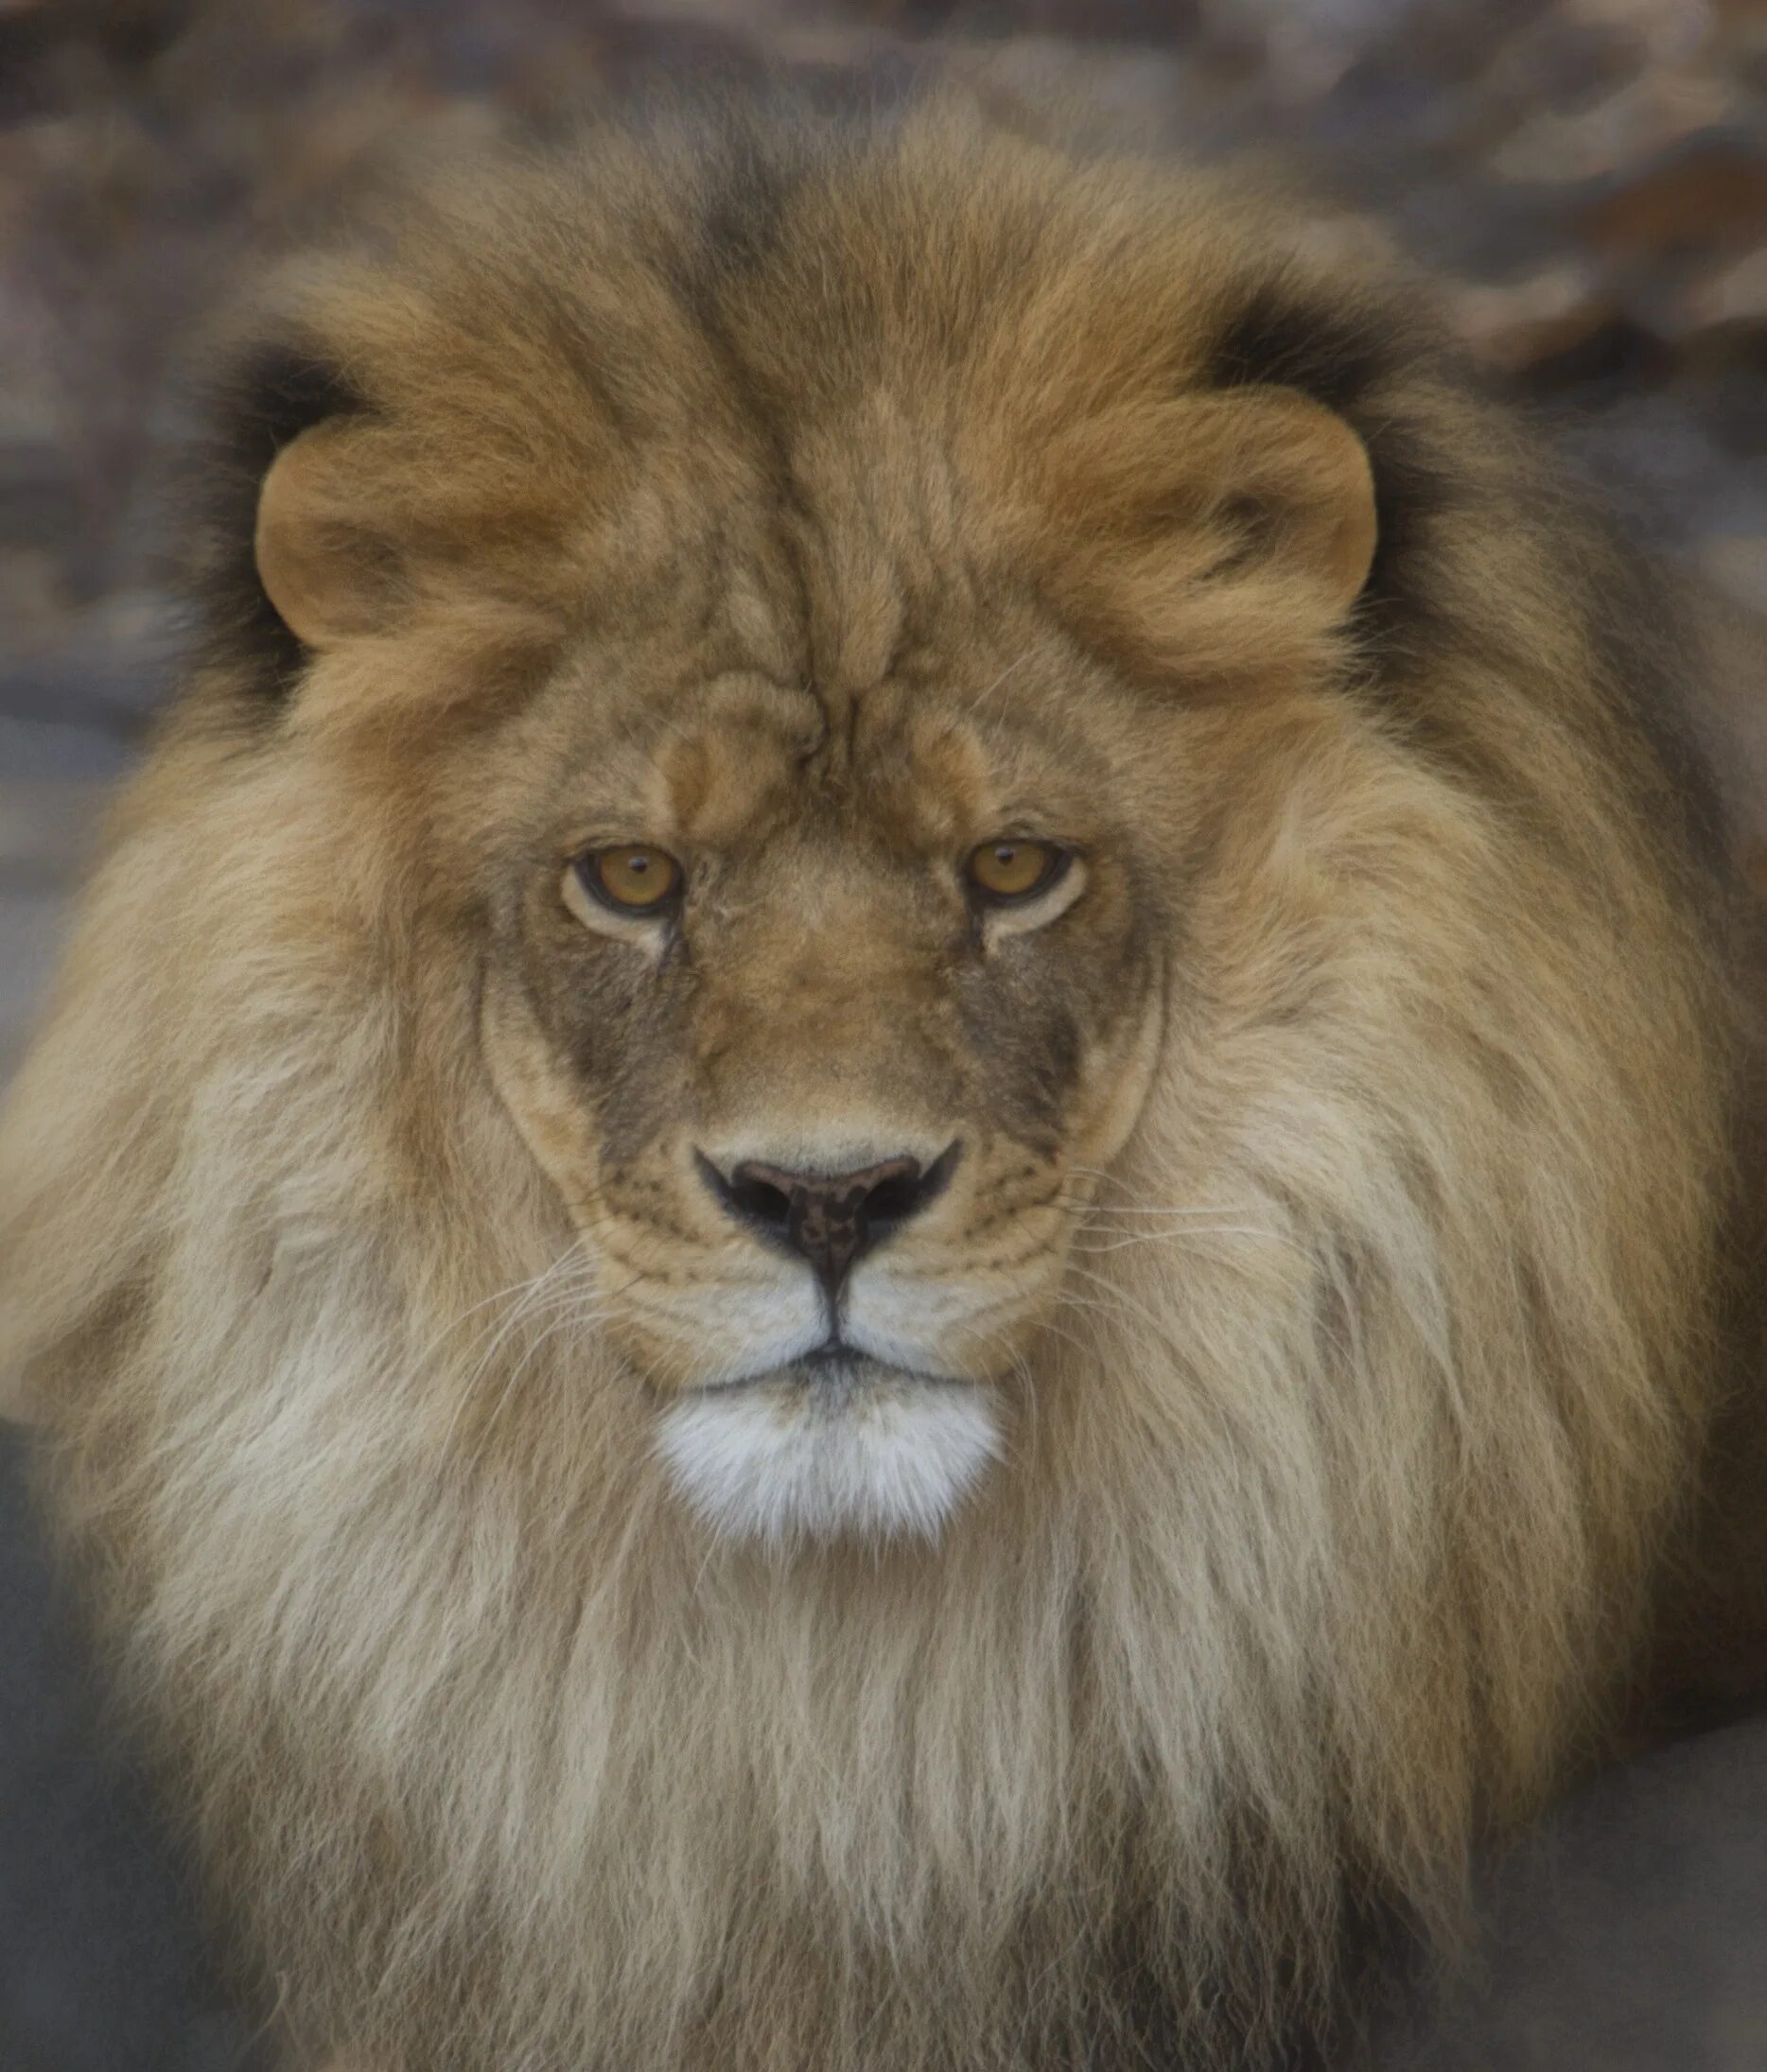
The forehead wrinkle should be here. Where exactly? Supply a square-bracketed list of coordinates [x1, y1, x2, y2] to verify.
[855, 658, 1120, 844]
[784, 396, 1004, 728]
[848, 691, 989, 854]
[653, 673, 826, 847]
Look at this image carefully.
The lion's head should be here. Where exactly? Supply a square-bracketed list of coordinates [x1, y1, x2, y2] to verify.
[0, 86, 1739, 2072]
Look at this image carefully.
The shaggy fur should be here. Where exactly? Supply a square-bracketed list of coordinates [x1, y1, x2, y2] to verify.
[0, 84, 1755, 2072]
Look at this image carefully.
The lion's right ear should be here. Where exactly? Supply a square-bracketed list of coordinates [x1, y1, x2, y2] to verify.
[255, 421, 406, 649]
[1029, 383, 1378, 690]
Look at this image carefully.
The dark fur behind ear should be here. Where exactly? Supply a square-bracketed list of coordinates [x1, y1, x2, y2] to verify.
[1211, 270, 1462, 654]
[1211, 275, 1406, 415]
[1214, 264, 1723, 876]
[183, 332, 367, 712]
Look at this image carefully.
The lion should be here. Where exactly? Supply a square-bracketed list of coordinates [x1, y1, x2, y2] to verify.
[0, 81, 1759, 2072]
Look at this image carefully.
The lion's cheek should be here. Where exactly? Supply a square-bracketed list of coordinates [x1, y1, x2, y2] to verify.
[1065, 966, 1168, 1175]
[478, 969, 611, 1221]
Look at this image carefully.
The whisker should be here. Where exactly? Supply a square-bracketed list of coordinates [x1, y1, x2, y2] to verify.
[1070, 1226, 1280, 1253]
[435, 1250, 600, 1455]
[1047, 1185, 1249, 1224]
[458, 1266, 644, 1474]
[1034, 1307, 1124, 1376]
[962, 651, 1031, 719]
[412, 1245, 585, 1369]
[466, 1297, 617, 1470]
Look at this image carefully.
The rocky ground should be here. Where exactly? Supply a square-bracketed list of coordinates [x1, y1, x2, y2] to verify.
[0, 3, 1762, 2068]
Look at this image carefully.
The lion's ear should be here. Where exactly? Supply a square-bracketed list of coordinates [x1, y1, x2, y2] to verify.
[255, 421, 406, 649]
[1039, 384, 1377, 684]
[1202, 386, 1377, 607]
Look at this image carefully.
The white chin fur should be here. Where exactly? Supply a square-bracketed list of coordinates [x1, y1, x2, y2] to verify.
[656, 1371, 1003, 1547]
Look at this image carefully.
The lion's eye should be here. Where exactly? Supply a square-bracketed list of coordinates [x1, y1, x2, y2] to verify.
[578, 845, 681, 913]
[966, 838, 1066, 903]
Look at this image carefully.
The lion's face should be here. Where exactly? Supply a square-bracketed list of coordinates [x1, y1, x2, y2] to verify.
[473, 608, 1164, 1541]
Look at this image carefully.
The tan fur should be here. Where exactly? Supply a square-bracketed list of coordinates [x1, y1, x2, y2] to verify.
[0, 86, 1753, 2072]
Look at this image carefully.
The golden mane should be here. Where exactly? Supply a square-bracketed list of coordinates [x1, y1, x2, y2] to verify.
[0, 83, 1748, 2072]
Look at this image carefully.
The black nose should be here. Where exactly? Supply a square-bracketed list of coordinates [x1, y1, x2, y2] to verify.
[697, 1144, 960, 1297]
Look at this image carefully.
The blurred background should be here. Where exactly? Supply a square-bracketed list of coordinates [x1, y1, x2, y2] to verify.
[0, 2, 1762, 2068]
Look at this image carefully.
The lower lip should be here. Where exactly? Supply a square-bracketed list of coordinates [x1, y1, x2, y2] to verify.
[696, 1355, 967, 1397]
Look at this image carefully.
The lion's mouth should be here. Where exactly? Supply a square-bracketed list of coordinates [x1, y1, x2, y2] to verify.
[696, 1345, 973, 1398]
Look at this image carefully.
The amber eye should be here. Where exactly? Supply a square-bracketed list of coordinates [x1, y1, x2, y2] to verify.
[966, 837, 1066, 903]
[578, 844, 681, 913]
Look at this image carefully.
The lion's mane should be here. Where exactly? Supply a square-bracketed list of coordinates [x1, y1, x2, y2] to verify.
[0, 84, 1745, 2072]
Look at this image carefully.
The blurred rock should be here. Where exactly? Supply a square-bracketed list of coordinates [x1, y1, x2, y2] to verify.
[0, 882, 67, 1077]
[1373, 1713, 1767, 2072]
[1687, 243, 1767, 326]
[1450, 259, 1620, 374]
[0, 775, 109, 881]
[1488, 72, 1739, 186]
[1579, 140, 1767, 258]
[1702, 532, 1767, 615]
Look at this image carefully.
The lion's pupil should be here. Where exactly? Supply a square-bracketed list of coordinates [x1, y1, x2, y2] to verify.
[969, 838, 1056, 900]
[594, 846, 676, 908]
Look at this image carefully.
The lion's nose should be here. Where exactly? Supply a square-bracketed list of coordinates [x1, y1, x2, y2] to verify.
[696, 1144, 961, 1297]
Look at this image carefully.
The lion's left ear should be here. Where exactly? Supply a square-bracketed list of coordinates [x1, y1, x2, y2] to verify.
[1198, 385, 1378, 607]
[1036, 383, 1377, 684]
[255, 420, 408, 649]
